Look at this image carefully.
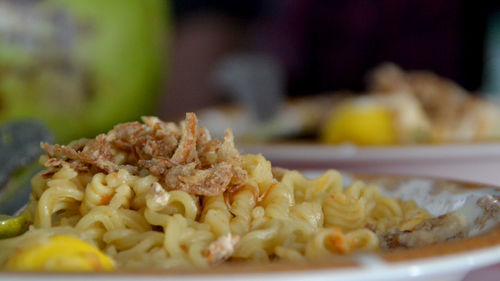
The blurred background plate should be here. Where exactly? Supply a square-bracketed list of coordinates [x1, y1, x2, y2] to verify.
[242, 143, 500, 186]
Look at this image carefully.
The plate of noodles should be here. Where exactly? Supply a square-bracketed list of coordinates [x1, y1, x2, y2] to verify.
[0, 113, 499, 281]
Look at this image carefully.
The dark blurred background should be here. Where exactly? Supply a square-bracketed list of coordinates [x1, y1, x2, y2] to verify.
[163, 0, 500, 118]
[1, 0, 500, 142]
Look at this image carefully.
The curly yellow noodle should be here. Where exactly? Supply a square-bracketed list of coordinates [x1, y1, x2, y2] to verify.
[234, 219, 281, 260]
[144, 188, 199, 227]
[323, 191, 367, 231]
[276, 219, 315, 249]
[275, 246, 305, 262]
[80, 173, 113, 215]
[114, 231, 164, 264]
[103, 229, 142, 251]
[369, 196, 404, 231]
[130, 175, 158, 210]
[229, 184, 258, 235]
[290, 201, 323, 229]
[109, 185, 134, 210]
[163, 214, 188, 258]
[345, 229, 379, 252]
[201, 194, 231, 237]
[398, 199, 432, 231]
[36, 166, 84, 228]
[260, 182, 293, 220]
[305, 228, 347, 259]
[241, 154, 274, 194]
[282, 169, 343, 203]
[31, 173, 49, 200]
[118, 209, 150, 231]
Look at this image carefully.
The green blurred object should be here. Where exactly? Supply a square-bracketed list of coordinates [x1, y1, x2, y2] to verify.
[0, 211, 30, 239]
[0, 0, 170, 142]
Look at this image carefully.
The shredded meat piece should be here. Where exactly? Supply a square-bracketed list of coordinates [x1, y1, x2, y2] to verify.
[171, 112, 199, 165]
[109, 120, 179, 160]
[40, 113, 247, 196]
[198, 139, 221, 167]
[164, 162, 233, 196]
[79, 134, 120, 173]
[196, 126, 219, 167]
[217, 130, 247, 188]
[107, 122, 144, 150]
[205, 233, 240, 265]
[138, 158, 176, 177]
[475, 195, 500, 230]
[43, 158, 84, 170]
[379, 212, 469, 249]
[42, 143, 80, 161]
[197, 126, 212, 147]
[42, 135, 119, 173]
[41, 143, 89, 173]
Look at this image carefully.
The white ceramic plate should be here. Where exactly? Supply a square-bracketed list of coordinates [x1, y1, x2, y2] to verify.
[1, 173, 499, 281]
[241, 143, 500, 186]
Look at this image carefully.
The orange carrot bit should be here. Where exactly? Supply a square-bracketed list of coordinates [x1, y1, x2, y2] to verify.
[99, 193, 114, 205]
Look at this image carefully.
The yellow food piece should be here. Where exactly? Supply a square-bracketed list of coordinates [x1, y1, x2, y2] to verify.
[321, 100, 397, 146]
[5, 235, 115, 272]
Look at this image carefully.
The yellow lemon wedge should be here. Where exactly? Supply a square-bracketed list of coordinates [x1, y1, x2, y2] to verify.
[320, 99, 397, 146]
[5, 235, 115, 272]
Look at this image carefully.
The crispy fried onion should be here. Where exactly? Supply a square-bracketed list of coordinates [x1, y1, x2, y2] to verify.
[41, 113, 247, 196]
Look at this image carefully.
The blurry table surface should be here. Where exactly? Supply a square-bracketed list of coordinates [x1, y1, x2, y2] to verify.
[462, 264, 499, 281]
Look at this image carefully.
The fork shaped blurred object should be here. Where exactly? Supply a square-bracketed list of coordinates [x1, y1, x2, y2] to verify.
[0, 120, 52, 215]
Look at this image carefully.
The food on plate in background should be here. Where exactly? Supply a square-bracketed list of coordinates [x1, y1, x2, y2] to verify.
[320, 98, 398, 146]
[322, 63, 500, 145]
[368, 63, 500, 144]
[197, 95, 338, 142]
[199, 63, 500, 146]
[0, 113, 477, 271]
[319, 90, 430, 146]
[0, 0, 168, 142]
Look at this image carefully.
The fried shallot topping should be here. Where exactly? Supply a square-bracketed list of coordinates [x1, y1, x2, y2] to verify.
[41, 113, 247, 196]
